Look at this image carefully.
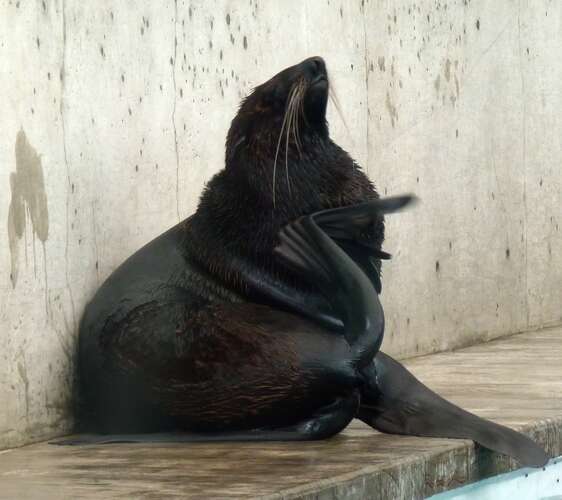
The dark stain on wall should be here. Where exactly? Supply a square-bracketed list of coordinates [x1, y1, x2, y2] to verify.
[7, 130, 50, 288]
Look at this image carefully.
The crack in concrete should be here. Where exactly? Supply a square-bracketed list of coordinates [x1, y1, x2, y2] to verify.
[60, 0, 77, 334]
[17, 357, 29, 419]
[172, 0, 180, 221]
[517, 0, 530, 328]
[361, 4, 370, 174]
[91, 201, 100, 285]
[43, 243, 48, 320]
[462, 14, 516, 87]
[490, 136, 511, 251]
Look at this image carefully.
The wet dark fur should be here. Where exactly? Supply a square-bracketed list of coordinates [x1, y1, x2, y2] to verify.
[78, 57, 380, 432]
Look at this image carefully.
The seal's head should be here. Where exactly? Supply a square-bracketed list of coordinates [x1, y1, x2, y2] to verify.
[191, 56, 383, 294]
[226, 57, 330, 168]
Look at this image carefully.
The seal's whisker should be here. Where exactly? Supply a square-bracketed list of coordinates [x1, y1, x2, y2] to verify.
[287, 94, 296, 161]
[284, 124, 290, 195]
[274, 79, 307, 205]
[284, 83, 300, 196]
[273, 96, 291, 208]
[293, 80, 305, 156]
[329, 78, 352, 145]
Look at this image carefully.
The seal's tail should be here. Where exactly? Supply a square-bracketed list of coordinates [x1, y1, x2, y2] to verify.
[358, 352, 548, 468]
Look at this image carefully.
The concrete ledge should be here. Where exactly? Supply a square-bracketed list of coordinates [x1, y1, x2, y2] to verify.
[1, 327, 561, 499]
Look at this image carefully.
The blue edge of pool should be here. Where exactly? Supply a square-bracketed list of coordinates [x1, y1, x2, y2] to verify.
[428, 456, 562, 500]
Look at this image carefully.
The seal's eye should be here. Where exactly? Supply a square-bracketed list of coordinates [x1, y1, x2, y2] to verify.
[261, 85, 286, 110]
[261, 91, 275, 107]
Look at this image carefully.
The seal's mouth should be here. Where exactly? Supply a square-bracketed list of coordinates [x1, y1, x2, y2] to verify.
[311, 74, 328, 88]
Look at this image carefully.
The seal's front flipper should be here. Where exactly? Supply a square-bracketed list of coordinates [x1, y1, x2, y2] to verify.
[50, 432, 288, 445]
[49, 433, 256, 445]
[49, 434, 190, 445]
[358, 352, 548, 468]
[51, 393, 359, 445]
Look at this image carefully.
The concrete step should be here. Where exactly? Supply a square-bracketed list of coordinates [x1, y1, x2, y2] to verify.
[1, 326, 561, 499]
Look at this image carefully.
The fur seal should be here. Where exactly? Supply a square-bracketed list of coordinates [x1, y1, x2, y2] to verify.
[58, 57, 547, 467]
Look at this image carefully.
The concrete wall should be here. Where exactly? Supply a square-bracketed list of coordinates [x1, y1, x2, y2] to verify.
[0, 0, 560, 449]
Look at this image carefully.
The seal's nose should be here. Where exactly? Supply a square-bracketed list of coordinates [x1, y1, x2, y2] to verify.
[301, 56, 327, 81]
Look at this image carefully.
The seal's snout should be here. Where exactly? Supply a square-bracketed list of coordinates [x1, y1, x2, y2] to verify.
[297, 57, 329, 124]
[301, 57, 327, 84]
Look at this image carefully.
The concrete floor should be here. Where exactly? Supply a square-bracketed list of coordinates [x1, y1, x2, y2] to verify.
[1, 326, 561, 500]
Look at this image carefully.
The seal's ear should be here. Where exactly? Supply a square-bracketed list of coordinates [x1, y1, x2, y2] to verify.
[226, 135, 246, 164]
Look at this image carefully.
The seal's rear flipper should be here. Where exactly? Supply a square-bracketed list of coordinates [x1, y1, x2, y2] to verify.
[275, 215, 385, 368]
[311, 195, 416, 292]
[313, 195, 415, 247]
[358, 352, 548, 468]
[313, 195, 416, 234]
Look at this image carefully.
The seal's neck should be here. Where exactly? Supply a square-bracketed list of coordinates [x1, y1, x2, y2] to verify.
[182, 58, 379, 297]
[183, 136, 367, 298]
[226, 134, 354, 216]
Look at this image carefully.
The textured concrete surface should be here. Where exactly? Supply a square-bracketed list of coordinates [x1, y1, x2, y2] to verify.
[0, 327, 561, 499]
[1, 1, 561, 448]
